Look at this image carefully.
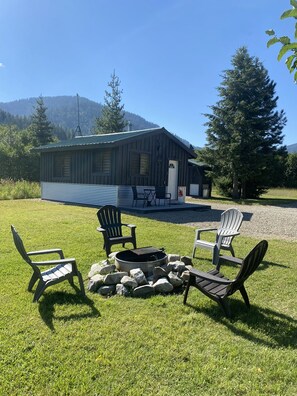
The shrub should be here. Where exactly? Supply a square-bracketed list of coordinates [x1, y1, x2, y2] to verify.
[0, 179, 40, 200]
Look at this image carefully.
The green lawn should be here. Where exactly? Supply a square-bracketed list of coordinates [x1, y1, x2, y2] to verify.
[0, 199, 296, 395]
[188, 187, 297, 206]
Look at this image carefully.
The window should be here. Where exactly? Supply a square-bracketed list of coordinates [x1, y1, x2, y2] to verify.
[92, 150, 111, 174]
[140, 153, 149, 176]
[130, 152, 150, 176]
[53, 153, 71, 178]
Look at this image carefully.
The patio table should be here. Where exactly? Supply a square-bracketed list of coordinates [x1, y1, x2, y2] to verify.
[144, 189, 156, 206]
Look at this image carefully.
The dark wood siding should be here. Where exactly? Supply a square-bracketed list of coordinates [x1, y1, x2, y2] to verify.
[40, 131, 192, 186]
[187, 164, 212, 196]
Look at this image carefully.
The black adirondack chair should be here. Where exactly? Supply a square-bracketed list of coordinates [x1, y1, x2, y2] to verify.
[96, 205, 137, 256]
[11, 225, 85, 302]
[155, 186, 171, 206]
[131, 186, 148, 207]
[184, 240, 268, 317]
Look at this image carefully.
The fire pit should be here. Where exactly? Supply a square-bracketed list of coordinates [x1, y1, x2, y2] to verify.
[115, 247, 167, 274]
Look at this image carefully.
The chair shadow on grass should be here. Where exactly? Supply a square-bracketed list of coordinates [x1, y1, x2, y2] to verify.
[38, 287, 100, 332]
[187, 301, 297, 349]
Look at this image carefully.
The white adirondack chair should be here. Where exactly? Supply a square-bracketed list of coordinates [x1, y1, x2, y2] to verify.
[192, 208, 243, 265]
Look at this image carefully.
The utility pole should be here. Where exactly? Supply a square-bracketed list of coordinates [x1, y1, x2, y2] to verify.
[74, 93, 82, 137]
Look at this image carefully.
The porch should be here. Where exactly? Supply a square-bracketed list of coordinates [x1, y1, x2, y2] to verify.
[120, 201, 211, 214]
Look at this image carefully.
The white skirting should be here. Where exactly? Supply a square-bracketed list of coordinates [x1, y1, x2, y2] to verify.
[41, 182, 134, 207]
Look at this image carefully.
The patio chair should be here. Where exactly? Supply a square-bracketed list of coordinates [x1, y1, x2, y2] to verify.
[192, 208, 243, 265]
[132, 186, 148, 207]
[11, 225, 85, 302]
[97, 205, 137, 256]
[184, 240, 268, 317]
[155, 186, 171, 206]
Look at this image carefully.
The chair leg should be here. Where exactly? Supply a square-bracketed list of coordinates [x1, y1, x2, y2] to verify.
[105, 244, 111, 257]
[77, 272, 86, 296]
[212, 245, 220, 266]
[229, 245, 235, 257]
[28, 272, 39, 291]
[68, 276, 75, 287]
[218, 298, 231, 318]
[33, 281, 47, 302]
[239, 285, 250, 308]
[183, 275, 192, 304]
[192, 246, 196, 258]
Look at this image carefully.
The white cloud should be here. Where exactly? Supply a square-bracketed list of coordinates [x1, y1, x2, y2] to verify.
[0, 63, 5, 68]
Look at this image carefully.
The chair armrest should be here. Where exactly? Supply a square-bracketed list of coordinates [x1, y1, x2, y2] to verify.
[137, 192, 148, 198]
[189, 268, 232, 285]
[121, 223, 136, 228]
[218, 255, 243, 265]
[218, 228, 240, 237]
[97, 227, 106, 233]
[125, 224, 136, 229]
[195, 227, 217, 240]
[27, 248, 64, 259]
[32, 258, 76, 266]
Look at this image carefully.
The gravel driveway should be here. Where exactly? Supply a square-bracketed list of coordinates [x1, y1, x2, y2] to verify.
[145, 200, 297, 241]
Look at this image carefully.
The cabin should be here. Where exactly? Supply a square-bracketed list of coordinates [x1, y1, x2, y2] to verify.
[36, 127, 197, 207]
[187, 159, 212, 198]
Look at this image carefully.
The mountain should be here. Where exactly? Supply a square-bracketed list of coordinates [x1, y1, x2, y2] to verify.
[0, 108, 30, 129]
[0, 96, 159, 136]
[287, 143, 297, 153]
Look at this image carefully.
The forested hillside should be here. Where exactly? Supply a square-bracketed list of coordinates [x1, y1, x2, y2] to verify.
[287, 143, 297, 153]
[0, 96, 159, 136]
[0, 108, 30, 130]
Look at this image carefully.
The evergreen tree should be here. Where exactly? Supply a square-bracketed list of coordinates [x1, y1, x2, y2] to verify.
[30, 96, 54, 146]
[200, 47, 287, 199]
[0, 125, 39, 181]
[96, 71, 127, 134]
[285, 153, 297, 187]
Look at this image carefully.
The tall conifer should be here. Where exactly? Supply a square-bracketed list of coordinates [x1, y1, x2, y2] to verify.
[201, 47, 287, 199]
[30, 96, 54, 146]
[96, 71, 127, 134]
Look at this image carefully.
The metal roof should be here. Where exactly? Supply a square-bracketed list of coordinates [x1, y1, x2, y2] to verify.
[35, 127, 197, 157]
[188, 159, 210, 167]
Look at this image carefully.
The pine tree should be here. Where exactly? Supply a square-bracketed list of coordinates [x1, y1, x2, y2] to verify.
[96, 71, 127, 134]
[30, 96, 54, 146]
[200, 47, 287, 199]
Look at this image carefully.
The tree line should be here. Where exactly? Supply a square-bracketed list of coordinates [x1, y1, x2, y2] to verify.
[0, 72, 128, 181]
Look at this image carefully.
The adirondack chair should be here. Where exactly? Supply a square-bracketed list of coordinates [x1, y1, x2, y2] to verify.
[192, 208, 243, 264]
[11, 225, 85, 302]
[132, 186, 148, 207]
[97, 205, 137, 256]
[184, 240, 268, 317]
[155, 186, 171, 206]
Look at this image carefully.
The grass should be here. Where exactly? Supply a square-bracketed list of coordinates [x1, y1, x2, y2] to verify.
[0, 179, 40, 200]
[187, 187, 297, 207]
[0, 199, 296, 395]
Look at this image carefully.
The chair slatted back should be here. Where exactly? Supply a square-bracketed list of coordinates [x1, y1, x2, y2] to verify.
[228, 240, 268, 295]
[11, 225, 32, 264]
[132, 186, 138, 200]
[97, 205, 123, 238]
[155, 186, 166, 199]
[219, 208, 243, 246]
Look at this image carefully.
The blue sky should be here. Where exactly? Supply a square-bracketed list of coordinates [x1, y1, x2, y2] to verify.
[0, 0, 296, 147]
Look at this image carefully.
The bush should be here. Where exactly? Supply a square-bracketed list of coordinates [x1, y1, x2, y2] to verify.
[0, 179, 40, 200]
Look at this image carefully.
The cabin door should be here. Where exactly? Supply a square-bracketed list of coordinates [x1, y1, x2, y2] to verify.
[167, 160, 178, 200]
